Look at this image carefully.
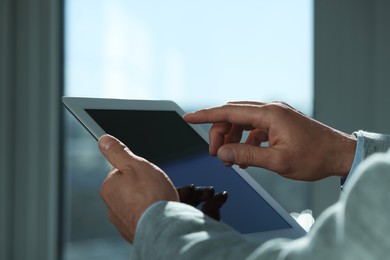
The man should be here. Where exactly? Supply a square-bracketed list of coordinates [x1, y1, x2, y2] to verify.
[99, 102, 390, 259]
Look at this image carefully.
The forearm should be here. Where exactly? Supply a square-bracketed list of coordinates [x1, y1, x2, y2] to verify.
[131, 201, 285, 260]
[132, 150, 390, 260]
[130, 201, 343, 260]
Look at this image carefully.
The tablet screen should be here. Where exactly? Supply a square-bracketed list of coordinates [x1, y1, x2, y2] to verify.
[86, 109, 291, 233]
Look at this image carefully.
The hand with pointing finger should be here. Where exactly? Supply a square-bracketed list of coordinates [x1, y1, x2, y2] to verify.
[184, 101, 357, 181]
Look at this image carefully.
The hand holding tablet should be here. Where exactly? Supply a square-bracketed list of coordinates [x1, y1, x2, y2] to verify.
[98, 134, 179, 243]
[63, 97, 307, 243]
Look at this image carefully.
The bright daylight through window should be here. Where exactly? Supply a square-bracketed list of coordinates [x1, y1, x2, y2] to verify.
[63, 1, 313, 259]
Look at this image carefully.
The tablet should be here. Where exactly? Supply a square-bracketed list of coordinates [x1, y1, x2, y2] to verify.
[63, 97, 306, 243]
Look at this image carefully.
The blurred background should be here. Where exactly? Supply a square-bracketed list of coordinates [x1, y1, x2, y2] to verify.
[63, 1, 312, 259]
[1, 0, 390, 259]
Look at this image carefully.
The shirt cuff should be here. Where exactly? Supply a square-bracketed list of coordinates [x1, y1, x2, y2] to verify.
[341, 131, 364, 190]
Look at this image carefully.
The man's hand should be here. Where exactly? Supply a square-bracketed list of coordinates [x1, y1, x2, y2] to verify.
[98, 134, 179, 243]
[184, 101, 357, 181]
[177, 185, 228, 221]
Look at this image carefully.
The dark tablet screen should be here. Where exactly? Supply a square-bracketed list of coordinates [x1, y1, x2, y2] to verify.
[86, 109, 291, 233]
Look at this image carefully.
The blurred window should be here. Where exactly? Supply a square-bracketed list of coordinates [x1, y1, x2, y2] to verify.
[63, 1, 313, 259]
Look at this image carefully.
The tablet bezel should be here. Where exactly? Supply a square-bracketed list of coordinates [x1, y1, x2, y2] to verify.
[62, 96, 306, 243]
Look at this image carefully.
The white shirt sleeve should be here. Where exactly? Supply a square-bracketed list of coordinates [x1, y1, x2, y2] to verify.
[131, 150, 390, 260]
[342, 130, 390, 189]
[341, 131, 364, 189]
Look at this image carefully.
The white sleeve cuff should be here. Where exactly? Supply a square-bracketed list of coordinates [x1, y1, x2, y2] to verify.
[341, 131, 364, 190]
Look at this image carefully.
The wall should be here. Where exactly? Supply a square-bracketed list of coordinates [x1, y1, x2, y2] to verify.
[312, 0, 390, 215]
[0, 0, 63, 259]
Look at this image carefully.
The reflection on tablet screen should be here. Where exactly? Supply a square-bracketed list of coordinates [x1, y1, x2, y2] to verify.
[86, 109, 290, 233]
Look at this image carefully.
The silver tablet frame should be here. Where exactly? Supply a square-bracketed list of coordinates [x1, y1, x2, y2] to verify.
[62, 96, 306, 243]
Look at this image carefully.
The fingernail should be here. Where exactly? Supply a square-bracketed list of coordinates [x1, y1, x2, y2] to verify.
[218, 146, 234, 163]
[223, 162, 233, 167]
[99, 135, 115, 151]
[215, 191, 229, 202]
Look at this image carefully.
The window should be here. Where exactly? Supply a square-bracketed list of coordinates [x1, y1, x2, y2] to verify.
[63, 1, 313, 259]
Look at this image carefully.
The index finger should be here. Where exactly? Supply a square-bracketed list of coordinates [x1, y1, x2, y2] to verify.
[183, 104, 270, 130]
[98, 134, 141, 172]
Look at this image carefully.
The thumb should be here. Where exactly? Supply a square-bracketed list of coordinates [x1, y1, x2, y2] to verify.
[98, 134, 139, 171]
[217, 143, 272, 169]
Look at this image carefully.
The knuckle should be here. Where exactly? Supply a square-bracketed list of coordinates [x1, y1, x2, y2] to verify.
[260, 103, 294, 123]
[264, 102, 291, 113]
[234, 146, 254, 165]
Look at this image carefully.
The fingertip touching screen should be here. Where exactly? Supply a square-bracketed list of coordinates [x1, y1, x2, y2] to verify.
[85, 109, 291, 233]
